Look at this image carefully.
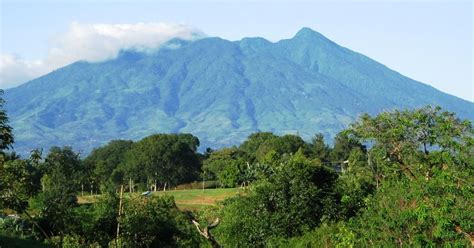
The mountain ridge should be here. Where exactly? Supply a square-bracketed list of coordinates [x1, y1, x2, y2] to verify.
[5, 27, 474, 154]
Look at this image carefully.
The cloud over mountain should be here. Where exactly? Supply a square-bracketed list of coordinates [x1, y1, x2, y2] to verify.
[0, 22, 204, 89]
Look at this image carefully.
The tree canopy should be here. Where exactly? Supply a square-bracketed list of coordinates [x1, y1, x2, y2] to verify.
[0, 89, 14, 153]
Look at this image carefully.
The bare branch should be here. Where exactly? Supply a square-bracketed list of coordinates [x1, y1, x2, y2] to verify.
[191, 218, 221, 248]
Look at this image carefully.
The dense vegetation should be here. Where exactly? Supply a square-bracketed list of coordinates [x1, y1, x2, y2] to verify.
[1, 89, 473, 247]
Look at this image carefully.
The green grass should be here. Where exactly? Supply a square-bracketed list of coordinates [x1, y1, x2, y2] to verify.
[155, 188, 240, 210]
[78, 188, 241, 211]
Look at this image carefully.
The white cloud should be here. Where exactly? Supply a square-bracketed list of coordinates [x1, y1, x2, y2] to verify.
[0, 54, 49, 89]
[0, 22, 204, 89]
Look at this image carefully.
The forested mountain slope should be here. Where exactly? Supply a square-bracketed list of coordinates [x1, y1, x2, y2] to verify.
[5, 27, 473, 154]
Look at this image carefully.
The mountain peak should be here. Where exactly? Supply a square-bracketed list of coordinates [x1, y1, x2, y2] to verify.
[293, 27, 327, 41]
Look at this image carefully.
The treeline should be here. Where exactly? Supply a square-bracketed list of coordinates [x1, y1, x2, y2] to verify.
[1, 86, 473, 247]
[1, 129, 362, 198]
[83, 131, 363, 195]
[0, 131, 363, 210]
[83, 133, 201, 193]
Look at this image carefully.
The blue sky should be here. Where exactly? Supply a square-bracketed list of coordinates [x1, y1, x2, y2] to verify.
[1, 0, 472, 101]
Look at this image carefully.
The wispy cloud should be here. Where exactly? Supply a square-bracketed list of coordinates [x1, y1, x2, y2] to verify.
[0, 22, 204, 89]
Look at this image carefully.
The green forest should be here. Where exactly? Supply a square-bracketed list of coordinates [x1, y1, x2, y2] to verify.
[1, 89, 473, 247]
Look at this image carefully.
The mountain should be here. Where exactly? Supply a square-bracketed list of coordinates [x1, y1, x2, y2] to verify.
[5, 28, 474, 155]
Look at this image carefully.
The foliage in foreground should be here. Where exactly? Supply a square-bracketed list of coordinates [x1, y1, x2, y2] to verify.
[1, 102, 473, 247]
[262, 106, 474, 247]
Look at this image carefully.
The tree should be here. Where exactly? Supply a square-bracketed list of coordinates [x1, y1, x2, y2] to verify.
[83, 140, 133, 191]
[350, 170, 473, 246]
[344, 106, 474, 246]
[0, 157, 51, 242]
[216, 151, 340, 246]
[28, 148, 44, 194]
[0, 159, 34, 212]
[36, 146, 81, 245]
[310, 133, 331, 163]
[255, 134, 308, 163]
[239, 132, 277, 162]
[120, 196, 200, 247]
[29, 148, 43, 167]
[202, 147, 245, 187]
[0, 89, 14, 153]
[337, 147, 374, 218]
[347, 106, 473, 181]
[330, 132, 365, 162]
[70, 192, 120, 247]
[121, 134, 201, 191]
[40, 146, 82, 191]
[176, 133, 200, 153]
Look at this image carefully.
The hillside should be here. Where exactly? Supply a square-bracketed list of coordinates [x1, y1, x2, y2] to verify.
[5, 27, 474, 154]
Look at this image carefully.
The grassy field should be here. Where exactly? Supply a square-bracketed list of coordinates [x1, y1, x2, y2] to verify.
[155, 188, 240, 210]
[78, 188, 241, 211]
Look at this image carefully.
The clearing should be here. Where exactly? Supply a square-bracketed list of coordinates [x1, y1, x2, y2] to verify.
[77, 188, 241, 211]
